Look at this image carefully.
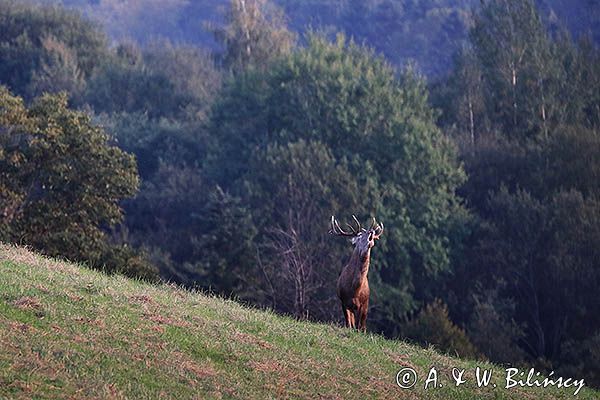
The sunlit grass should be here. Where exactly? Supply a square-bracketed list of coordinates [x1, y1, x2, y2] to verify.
[0, 244, 596, 399]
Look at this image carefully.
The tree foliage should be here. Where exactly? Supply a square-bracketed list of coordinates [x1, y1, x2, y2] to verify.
[208, 34, 466, 331]
[0, 86, 156, 278]
[423, 0, 600, 385]
[212, 0, 295, 72]
[404, 299, 481, 359]
[0, 0, 107, 99]
[85, 41, 221, 120]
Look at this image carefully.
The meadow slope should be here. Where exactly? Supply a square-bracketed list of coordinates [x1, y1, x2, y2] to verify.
[0, 244, 596, 399]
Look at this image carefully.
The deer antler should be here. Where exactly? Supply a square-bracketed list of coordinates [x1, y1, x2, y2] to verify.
[352, 215, 367, 233]
[329, 215, 361, 237]
[371, 217, 384, 239]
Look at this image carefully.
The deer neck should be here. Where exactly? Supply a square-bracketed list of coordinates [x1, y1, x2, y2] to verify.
[351, 247, 371, 279]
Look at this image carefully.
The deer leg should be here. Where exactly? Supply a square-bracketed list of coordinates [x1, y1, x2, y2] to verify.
[342, 304, 351, 328]
[357, 300, 369, 332]
[353, 309, 361, 331]
[358, 306, 368, 332]
[346, 308, 356, 329]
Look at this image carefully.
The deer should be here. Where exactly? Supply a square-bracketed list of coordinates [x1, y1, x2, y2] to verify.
[329, 215, 384, 332]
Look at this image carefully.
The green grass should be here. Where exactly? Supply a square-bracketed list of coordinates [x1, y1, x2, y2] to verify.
[0, 244, 596, 399]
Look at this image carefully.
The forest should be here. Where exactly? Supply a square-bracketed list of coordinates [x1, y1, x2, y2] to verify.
[1, 0, 600, 388]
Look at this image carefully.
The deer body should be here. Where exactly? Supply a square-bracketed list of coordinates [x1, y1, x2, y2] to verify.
[330, 215, 383, 331]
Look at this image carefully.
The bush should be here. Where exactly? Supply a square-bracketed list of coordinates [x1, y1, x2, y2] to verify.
[404, 299, 481, 359]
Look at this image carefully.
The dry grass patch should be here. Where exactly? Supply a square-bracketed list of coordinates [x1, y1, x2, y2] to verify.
[65, 292, 84, 302]
[248, 359, 282, 373]
[232, 331, 273, 350]
[101, 383, 127, 400]
[12, 296, 42, 310]
[8, 321, 32, 333]
[384, 348, 412, 365]
[180, 358, 218, 380]
[145, 313, 192, 328]
[130, 294, 157, 305]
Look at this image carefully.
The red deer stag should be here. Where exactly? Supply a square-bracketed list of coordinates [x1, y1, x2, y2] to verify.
[329, 215, 384, 331]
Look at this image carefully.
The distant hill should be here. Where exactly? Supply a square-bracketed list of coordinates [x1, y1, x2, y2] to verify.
[30, 0, 600, 77]
[0, 244, 597, 398]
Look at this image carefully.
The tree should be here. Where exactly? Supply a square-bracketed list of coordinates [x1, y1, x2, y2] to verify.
[467, 290, 527, 364]
[0, 0, 108, 99]
[450, 122, 600, 379]
[84, 44, 180, 118]
[0, 86, 34, 240]
[473, 188, 600, 361]
[0, 87, 155, 278]
[186, 185, 257, 297]
[565, 36, 600, 130]
[246, 139, 375, 319]
[142, 41, 222, 120]
[208, 34, 466, 333]
[436, 0, 600, 145]
[403, 299, 481, 359]
[437, 4, 600, 372]
[122, 161, 257, 291]
[212, 0, 296, 72]
[470, 0, 557, 137]
[432, 45, 487, 144]
[85, 41, 221, 120]
[27, 35, 86, 100]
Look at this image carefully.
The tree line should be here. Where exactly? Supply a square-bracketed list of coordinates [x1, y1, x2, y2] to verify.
[1, 0, 599, 387]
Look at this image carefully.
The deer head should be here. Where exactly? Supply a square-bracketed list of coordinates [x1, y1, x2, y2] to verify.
[329, 215, 384, 255]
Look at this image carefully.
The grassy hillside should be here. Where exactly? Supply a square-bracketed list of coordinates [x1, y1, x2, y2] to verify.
[0, 244, 596, 399]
